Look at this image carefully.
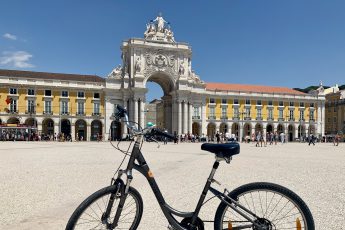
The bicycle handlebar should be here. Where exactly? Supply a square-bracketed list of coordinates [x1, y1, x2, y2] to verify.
[150, 128, 176, 140]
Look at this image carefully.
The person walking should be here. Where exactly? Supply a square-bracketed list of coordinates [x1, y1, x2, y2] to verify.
[308, 134, 315, 146]
[334, 133, 339, 146]
[215, 131, 220, 144]
[163, 129, 168, 145]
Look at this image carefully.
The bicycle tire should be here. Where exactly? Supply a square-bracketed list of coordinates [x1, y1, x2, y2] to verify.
[214, 182, 315, 230]
[66, 185, 143, 230]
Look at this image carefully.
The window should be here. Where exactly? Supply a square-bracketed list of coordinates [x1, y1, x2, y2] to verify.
[310, 110, 314, 120]
[209, 98, 215, 104]
[310, 103, 314, 108]
[279, 110, 283, 119]
[245, 99, 250, 105]
[78, 102, 85, 114]
[279, 101, 284, 107]
[233, 99, 239, 105]
[245, 108, 251, 117]
[268, 101, 273, 106]
[268, 109, 273, 120]
[208, 107, 216, 119]
[78, 91, 85, 98]
[221, 98, 227, 104]
[28, 100, 35, 113]
[61, 91, 68, 97]
[193, 107, 200, 119]
[300, 110, 304, 120]
[94, 102, 100, 114]
[221, 107, 227, 118]
[289, 110, 294, 120]
[257, 100, 262, 105]
[61, 101, 69, 114]
[44, 101, 52, 113]
[234, 108, 239, 118]
[289, 101, 294, 107]
[9, 88, 17, 95]
[328, 118, 331, 123]
[28, 89, 35, 95]
[333, 117, 337, 122]
[10, 99, 17, 112]
[257, 108, 262, 118]
[94, 92, 100, 99]
[300, 102, 304, 107]
[45, 90, 52, 96]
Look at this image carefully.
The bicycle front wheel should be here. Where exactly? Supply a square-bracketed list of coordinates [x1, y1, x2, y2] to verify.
[66, 185, 143, 230]
[214, 182, 315, 230]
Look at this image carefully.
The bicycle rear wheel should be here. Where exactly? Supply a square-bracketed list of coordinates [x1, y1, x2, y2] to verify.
[66, 185, 143, 230]
[214, 182, 315, 230]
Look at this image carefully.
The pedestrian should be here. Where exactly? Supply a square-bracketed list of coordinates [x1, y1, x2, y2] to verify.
[216, 131, 220, 144]
[308, 134, 315, 146]
[334, 133, 339, 146]
[280, 132, 284, 144]
[274, 131, 278, 145]
[163, 129, 168, 145]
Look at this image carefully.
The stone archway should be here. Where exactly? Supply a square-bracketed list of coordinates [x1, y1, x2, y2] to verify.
[42, 118, 54, 135]
[231, 123, 239, 139]
[25, 118, 37, 127]
[192, 122, 200, 135]
[111, 120, 122, 141]
[7, 117, 20, 124]
[266, 124, 273, 133]
[277, 124, 284, 134]
[207, 123, 216, 140]
[144, 72, 176, 134]
[219, 122, 228, 134]
[91, 120, 102, 141]
[308, 124, 316, 135]
[288, 124, 295, 142]
[61, 119, 71, 137]
[75, 119, 87, 141]
[243, 123, 252, 137]
[298, 124, 306, 139]
[255, 123, 263, 133]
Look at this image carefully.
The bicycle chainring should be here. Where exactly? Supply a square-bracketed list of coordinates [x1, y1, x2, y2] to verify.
[180, 217, 204, 230]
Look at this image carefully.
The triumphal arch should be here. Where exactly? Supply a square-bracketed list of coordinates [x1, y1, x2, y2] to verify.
[105, 14, 205, 139]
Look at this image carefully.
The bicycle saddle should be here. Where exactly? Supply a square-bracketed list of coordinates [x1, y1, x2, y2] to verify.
[201, 142, 240, 159]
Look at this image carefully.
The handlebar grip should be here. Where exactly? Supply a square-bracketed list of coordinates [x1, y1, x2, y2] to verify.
[115, 105, 127, 118]
[151, 128, 175, 140]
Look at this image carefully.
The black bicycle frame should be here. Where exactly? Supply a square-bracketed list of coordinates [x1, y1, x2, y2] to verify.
[111, 136, 259, 230]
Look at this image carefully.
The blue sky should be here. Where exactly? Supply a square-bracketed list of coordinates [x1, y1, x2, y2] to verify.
[1, 0, 345, 100]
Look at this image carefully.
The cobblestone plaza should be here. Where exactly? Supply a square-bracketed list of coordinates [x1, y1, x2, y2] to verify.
[0, 141, 343, 229]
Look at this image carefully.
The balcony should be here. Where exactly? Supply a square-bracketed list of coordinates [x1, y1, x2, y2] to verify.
[92, 112, 101, 116]
[256, 117, 263, 121]
[232, 116, 240, 120]
[9, 110, 18, 114]
[76, 112, 86, 116]
[192, 115, 200, 120]
[220, 116, 228, 120]
[25, 110, 36, 114]
[208, 115, 216, 120]
[309, 118, 315, 122]
[244, 116, 251, 120]
[60, 112, 70, 116]
[278, 118, 284, 122]
[267, 117, 274, 121]
[43, 111, 53, 115]
[289, 118, 295, 122]
[299, 118, 305, 122]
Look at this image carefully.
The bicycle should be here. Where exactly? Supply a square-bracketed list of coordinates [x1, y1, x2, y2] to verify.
[66, 105, 315, 230]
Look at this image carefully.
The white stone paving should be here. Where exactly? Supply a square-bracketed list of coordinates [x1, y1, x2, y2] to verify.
[0, 141, 344, 229]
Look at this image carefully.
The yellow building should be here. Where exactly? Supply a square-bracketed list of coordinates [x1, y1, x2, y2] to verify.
[325, 90, 345, 135]
[0, 69, 105, 141]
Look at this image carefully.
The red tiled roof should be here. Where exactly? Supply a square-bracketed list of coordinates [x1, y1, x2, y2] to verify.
[206, 82, 306, 95]
[0, 69, 105, 83]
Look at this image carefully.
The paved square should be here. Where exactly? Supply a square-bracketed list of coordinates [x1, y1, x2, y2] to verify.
[0, 141, 344, 229]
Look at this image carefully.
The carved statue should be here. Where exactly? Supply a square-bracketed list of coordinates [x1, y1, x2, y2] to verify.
[179, 61, 185, 75]
[153, 13, 167, 33]
[108, 65, 123, 78]
[135, 57, 141, 73]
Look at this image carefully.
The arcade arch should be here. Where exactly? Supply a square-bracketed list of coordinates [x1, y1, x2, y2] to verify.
[75, 119, 87, 141]
[207, 123, 216, 139]
[91, 120, 102, 141]
[231, 123, 239, 138]
[192, 122, 200, 135]
[243, 123, 251, 137]
[25, 118, 37, 127]
[219, 122, 228, 134]
[277, 124, 284, 134]
[61, 119, 71, 137]
[7, 117, 20, 124]
[42, 118, 54, 135]
[288, 124, 295, 142]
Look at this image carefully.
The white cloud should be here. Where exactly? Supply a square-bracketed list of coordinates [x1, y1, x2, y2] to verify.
[0, 51, 35, 68]
[3, 33, 17, 40]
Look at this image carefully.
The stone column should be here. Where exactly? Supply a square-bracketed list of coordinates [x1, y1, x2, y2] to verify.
[87, 124, 91, 141]
[134, 99, 138, 126]
[183, 101, 188, 134]
[239, 123, 243, 142]
[178, 101, 182, 135]
[321, 101, 325, 136]
[201, 103, 207, 135]
[188, 102, 193, 133]
[317, 101, 322, 136]
[171, 99, 176, 133]
[71, 123, 75, 141]
[139, 100, 145, 130]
